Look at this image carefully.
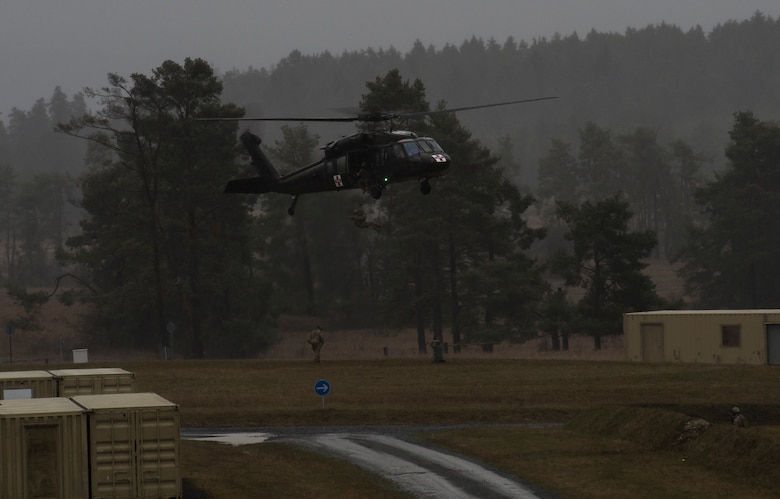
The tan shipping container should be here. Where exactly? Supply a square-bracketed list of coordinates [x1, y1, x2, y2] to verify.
[49, 368, 136, 397]
[72, 393, 181, 499]
[0, 370, 58, 399]
[0, 397, 89, 499]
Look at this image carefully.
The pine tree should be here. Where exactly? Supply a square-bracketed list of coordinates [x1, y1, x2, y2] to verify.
[678, 111, 780, 307]
[552, 197, 662, 349]
[366, 70, 547, 351]
[59, 58, 275, 357]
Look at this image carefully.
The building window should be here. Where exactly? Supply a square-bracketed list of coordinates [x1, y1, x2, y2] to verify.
[721, 325, 741, 347]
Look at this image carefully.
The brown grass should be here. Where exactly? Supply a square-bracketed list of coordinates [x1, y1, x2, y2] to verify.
[11, 261, 764, 497]
[264, 323, 626, 362]
[4, 356, 780, 496]
[422, 423, 780, 498]
[98, 358, 780, 429]
[182, 440, 413, 498]
[126, 360, 780, 497]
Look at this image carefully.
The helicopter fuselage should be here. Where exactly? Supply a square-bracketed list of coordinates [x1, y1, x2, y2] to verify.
[321, 130, 451, 193]
[226, 130, 451, 213]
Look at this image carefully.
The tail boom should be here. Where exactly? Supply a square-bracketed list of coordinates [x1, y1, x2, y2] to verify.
[224, 177, 277, 194]
[226, 131, 282, 193]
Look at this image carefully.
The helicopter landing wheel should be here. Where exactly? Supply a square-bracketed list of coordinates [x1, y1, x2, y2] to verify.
[370, 185, 383, 200]
[288, 195, 299, 216]
[420, 179, 432, 195]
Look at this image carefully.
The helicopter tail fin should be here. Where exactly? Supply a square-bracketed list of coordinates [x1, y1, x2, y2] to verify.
[240, 130, 281, 181]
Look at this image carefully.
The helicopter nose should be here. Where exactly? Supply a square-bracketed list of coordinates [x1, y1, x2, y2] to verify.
[431, 153, 449, 164]
[427, 152, 451, 171]
[408, 152, 450, 174]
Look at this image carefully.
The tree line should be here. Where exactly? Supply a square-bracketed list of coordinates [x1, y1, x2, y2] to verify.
[221, 12, 780, 183]
[1, 61, 667, 357]
[537, 123, 706, 259]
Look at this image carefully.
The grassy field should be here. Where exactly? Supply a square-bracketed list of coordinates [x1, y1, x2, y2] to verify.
[1, 265, 775, 497]
[52, 358, 779, 497]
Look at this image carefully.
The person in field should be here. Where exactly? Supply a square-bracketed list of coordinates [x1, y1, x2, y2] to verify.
[308, 326, 325, 362]
[731, 406, 748, 427]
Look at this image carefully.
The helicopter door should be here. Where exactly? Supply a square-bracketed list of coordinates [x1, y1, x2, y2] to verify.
[348, 152, 370, 179]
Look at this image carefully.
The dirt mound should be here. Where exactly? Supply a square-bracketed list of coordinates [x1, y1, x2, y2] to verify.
[570, 405, 780, 494]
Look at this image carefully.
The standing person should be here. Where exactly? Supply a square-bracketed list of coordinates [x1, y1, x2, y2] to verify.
[430, 337, 445, 363]
[307, 326, 325, 363]
[731, 406, 748, 427]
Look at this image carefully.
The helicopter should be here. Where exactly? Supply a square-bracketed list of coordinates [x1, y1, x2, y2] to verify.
[199, 96, 557, 215]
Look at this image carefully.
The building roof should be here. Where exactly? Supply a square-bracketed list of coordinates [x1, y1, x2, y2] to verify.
[0, 370, 55, 380]
[71, 392, 177, 410]
[626, 309, 780, 317]
[48, 368, 134, 377]
[0, 397, 84, 416]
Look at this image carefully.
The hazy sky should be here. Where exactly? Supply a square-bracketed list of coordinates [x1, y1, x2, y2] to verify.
[1, 1, 778, 117]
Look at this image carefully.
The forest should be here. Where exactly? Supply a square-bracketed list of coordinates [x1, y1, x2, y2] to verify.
[0, 13, 779, 358]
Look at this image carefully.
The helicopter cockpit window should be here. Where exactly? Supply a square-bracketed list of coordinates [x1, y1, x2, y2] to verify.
[422, 139, 444, 153]
[399, 139, 444, 156]
[402, 141, 421, 156]
[416, 140, 433, 153]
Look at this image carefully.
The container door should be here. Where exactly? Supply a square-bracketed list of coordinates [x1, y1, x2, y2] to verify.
[136, 408, 181, 498]
[26, 425, 59, 499]
[641, 323, 665, 362]
[90, 408, 181, 499]
[767, 324, 780, 365]
[90, 410, 136, 498]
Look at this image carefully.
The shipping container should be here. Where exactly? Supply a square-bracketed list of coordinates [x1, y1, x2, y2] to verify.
[0, 370, 58, 400]
[49, 368, 136, 397]
[624, 309, 780, 364]
[0, 397, 89, 499]
[72, 393, 181, 499]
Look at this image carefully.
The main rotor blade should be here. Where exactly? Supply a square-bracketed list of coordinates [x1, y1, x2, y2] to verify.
[194, 96, 558, 123]
[399, 96, 559, 119]
[194, 116, 358, 122]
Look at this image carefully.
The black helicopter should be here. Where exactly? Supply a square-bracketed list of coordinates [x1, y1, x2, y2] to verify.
[201, 96, 556, 215]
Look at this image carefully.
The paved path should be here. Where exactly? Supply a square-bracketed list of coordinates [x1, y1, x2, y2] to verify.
[184, 426, 552, 498]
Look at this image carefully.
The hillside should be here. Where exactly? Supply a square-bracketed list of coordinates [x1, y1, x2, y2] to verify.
[0, 292, 88, 364]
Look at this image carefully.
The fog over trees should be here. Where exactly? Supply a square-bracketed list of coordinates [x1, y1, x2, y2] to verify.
[1, 13, 779, 357]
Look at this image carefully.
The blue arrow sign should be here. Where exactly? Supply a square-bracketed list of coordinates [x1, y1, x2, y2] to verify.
[314, 379, 331, 397]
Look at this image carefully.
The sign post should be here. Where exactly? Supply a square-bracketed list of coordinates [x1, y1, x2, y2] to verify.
[166, 321, 176, 360]
[314, 379, 331, 409]
[6, 325, 15, 365]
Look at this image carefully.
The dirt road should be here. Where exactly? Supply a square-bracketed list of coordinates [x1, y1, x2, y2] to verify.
[184, 426, 551, 498]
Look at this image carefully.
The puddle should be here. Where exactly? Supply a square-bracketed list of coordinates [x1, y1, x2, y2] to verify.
[186, 432, 274, 446]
